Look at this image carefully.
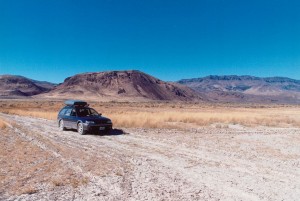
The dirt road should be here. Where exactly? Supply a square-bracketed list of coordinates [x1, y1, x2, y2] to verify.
[1, 113, 300, 200]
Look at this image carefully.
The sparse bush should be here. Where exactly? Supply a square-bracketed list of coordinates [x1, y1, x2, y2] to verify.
[70, 176, 89, 188]
[51, 179, 64, 187]
[20, 186, 38, 195]
[0, 118, 8, 129]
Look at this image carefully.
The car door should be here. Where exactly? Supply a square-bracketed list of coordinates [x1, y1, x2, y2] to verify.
[68, 108, 78, 129]
[63, 108, 72, 128]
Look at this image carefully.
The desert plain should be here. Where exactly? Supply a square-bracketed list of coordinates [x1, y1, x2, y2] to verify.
[0, 100, 300, 200]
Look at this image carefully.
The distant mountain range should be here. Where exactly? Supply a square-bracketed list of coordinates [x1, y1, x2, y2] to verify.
[1, 71, 300, 103]
[178, 75, 300, 103]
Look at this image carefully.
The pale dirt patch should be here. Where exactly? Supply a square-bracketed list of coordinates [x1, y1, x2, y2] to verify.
[0, 113, 299, 200]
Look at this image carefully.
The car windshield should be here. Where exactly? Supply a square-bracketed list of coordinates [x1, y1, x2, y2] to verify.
[76, 108, 99, 117]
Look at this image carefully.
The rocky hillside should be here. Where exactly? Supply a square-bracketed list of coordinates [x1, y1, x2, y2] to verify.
[40, 70, 202, 101]
[0, 75, 56, 98]
[178, 75, 300, 103]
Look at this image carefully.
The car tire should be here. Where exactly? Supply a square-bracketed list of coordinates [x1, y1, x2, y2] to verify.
[77, 122, 86, 135]
[59, 120, 66, 131]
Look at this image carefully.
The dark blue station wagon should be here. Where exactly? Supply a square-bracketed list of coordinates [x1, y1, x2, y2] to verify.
[57, 100, 113, 135]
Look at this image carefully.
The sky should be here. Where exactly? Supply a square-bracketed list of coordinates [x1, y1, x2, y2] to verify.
[0, 0, 299, 83]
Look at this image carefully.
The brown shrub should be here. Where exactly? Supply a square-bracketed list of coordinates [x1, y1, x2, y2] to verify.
[0, 118, 8, 129]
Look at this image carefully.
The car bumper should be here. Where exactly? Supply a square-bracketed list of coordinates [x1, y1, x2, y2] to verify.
[83, 123, 113, 132]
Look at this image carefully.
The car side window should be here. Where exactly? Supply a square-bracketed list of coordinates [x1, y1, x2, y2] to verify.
[90, 109, 99, 116]
[65, 109, 72, 116]
[77, 108, 88, 117]
[70, 109, 76, 116]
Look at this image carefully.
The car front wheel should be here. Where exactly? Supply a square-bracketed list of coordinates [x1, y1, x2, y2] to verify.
[77, 122, 86, 135]
[59, 120, 66, 131]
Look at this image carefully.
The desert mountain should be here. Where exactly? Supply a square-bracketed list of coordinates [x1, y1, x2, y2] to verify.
[0, 75, 56, 98]
[178, 75, 300, 103]
[40, 70, 201, 101]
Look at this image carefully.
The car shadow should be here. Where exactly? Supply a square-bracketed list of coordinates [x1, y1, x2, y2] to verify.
[102, 128, 127, 136]
[66, 128, 128, 136]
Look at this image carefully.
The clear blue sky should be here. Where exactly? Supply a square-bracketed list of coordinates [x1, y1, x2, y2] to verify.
[0, 0, 299, 83]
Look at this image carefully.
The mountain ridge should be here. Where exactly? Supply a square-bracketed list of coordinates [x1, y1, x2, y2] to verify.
[1, 72, 300, 103]
[179, 75, 300, 83]
[38, 70, 202, 101]
[0, 75, 56, 98]
[178, 75, 300, 103]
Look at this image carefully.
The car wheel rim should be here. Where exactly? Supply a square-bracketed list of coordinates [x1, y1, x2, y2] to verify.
[78, 124, 83, 133]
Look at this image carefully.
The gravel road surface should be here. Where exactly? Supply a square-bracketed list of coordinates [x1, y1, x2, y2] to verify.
[0, 114, 299, 200]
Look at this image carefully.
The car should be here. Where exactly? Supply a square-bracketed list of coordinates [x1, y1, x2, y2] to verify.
[57, 100, 113, 135]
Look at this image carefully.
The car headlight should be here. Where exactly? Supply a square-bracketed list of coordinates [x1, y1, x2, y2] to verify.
[85, 121, 95, 124]
[107, 120, 112, 124]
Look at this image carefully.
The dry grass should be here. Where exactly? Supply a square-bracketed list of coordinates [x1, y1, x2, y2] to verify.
[0, 100, 61, 120]
[106, 109, 300, 128]
[1, 109, 57, 120]
[0, 100, 300, 128]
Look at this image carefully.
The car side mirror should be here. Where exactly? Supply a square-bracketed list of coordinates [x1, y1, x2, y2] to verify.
[99, 113, 102, 116]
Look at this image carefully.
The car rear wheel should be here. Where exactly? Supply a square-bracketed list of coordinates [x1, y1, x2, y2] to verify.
[77, 122, 86, 135]
[59, 120, 66, 131]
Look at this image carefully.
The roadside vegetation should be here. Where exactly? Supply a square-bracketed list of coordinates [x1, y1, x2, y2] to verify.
[0, 100, 300, 128]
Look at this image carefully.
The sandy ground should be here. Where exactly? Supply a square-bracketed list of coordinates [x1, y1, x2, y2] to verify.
[0, 113, 300, 201]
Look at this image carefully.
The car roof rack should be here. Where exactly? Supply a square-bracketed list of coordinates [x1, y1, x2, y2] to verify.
[65, 100, 88, 107]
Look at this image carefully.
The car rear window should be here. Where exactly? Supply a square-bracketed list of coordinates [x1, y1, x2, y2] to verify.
[59, 108, 68, 115]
